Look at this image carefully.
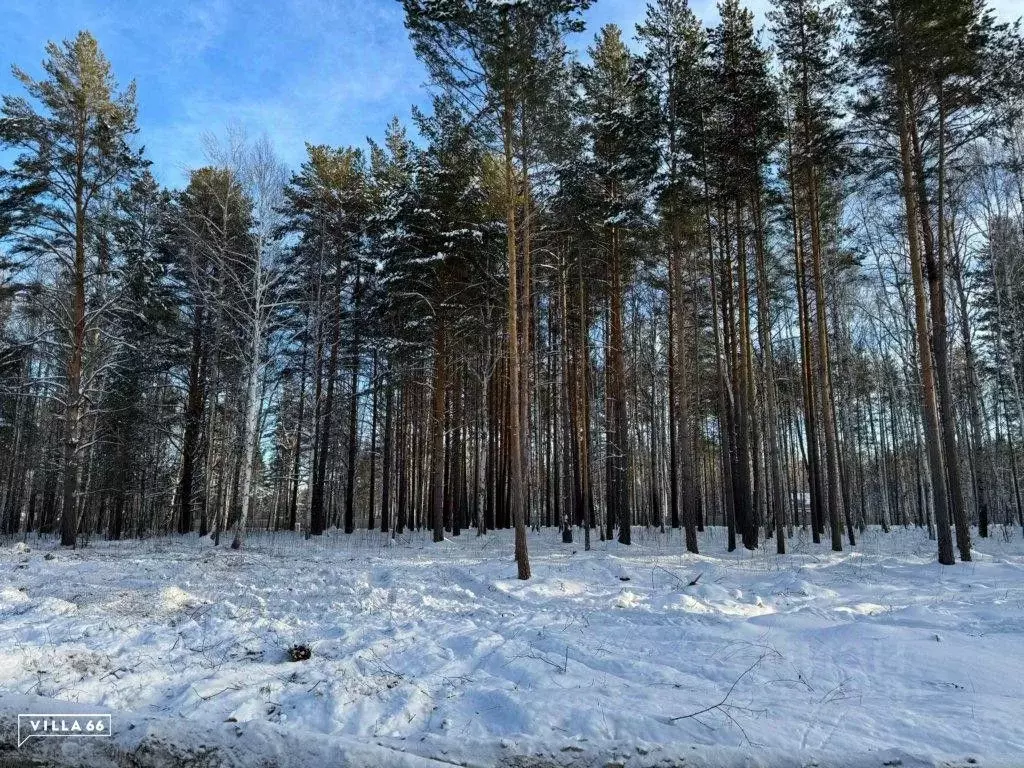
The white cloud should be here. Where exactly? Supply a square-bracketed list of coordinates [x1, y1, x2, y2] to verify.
[5, 0, 1020, 190]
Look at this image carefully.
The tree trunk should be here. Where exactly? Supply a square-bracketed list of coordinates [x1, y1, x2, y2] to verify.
[344, 265, 362, 535]
[499, 30, 531, 578]
[897, 82, 955, 565]
[431, 322, 447, 543]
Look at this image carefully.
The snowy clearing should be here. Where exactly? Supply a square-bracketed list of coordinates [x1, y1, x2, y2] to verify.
[1, 526, 1022, 767]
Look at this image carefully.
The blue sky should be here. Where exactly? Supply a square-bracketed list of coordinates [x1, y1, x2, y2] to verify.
[1, 0, 1019, 189]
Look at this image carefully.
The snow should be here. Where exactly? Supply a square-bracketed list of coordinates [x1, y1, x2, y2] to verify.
[1, 525, 1023, 767]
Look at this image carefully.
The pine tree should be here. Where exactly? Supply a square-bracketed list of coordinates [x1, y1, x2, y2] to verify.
[707, 0, 780, 550]
[544, 54, 598, 547]
[637, 0, 708, 553]
[169, 166, 253, 539]
[850, 0, 1009, 562]
[584, 24, 657, 545]
[402, 0, 592, 577]
[770, 0, 846, 552]
[280, 145, 368, 536]
[103, 171, 175, 539]
[0, 31, 142, 546]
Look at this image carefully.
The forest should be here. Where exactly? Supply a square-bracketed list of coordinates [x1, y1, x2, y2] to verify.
[2, 0, 1024, 579]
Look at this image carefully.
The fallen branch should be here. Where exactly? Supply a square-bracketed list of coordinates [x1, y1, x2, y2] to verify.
[655, 565, 703, 588]
[667, 654, 764, 722]
[191, 684, 239, 702]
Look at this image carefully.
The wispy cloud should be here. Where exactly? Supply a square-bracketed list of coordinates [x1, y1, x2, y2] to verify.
[1, 0, 427, 187]
[2, 0, 1020, 189]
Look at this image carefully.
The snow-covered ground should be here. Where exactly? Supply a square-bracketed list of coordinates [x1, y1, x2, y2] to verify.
[1, 525, 1022, 767]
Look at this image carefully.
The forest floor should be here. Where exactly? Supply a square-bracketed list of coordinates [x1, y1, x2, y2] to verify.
[0, 524, 1022, 767]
